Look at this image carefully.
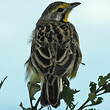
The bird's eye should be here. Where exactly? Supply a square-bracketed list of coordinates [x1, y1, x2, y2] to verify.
[57, 8, 64, 12]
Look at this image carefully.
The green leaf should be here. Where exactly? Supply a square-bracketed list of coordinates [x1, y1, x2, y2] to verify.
[95, 97, 103, 105]
[61, 85, 79, 110]
[27, 82, 40, 100]
[98, 73, 110, 88]
[88, 93, 96, 102]
[89, 82, 97, 93]
[98, 76, 106, 87]
[106, 73, 110, 79]
[91, 97, 103, 105]
[103, 83, 110, 93]
[63, 77, 70, 87]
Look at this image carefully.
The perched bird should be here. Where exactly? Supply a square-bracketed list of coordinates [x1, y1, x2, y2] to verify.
[26, 1, 82, 108]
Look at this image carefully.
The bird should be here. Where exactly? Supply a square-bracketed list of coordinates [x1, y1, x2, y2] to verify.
[26, 1, 82, 108]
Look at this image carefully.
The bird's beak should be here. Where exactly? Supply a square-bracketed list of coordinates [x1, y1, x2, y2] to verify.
[69, 2, 81, 9]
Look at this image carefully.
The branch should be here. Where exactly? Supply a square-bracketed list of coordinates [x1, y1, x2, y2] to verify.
[78, 98, 89, 110]
[20, 73, 110, 110]
[78, 73, 110, 110]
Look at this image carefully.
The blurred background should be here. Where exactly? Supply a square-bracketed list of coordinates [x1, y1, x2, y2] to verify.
[0, 0, 110, 110]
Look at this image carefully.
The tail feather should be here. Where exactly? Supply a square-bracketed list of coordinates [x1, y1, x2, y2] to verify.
[40, 76, 62, 108]
[47, 77, 60, 107]
[40, 81, 49, 106]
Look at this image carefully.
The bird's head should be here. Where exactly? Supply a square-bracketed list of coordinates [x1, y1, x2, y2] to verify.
[40, 1, 81, 22]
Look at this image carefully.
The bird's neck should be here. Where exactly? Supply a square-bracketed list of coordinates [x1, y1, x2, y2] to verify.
[40, 15, 69, 23]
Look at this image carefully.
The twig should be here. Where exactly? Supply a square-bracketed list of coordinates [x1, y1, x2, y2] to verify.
[47, 106, 51, 110]
[82, 103, 93, 108]
[19, 102, 25, 110]
[78, 98, 89, 110]
[0, 76, 8, 89]
[81, 63, 86, 65]
[95, 87, 105, 96]
[96, 87, 104, 94]
[38, 106, 43, 110]
[33, 96, 41, 110]
[78, 88, 104, 110]
[66, 105, 69, 110]
[96, 92, 105, 96]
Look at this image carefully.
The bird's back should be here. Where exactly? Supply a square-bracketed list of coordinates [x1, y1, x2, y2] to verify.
[30, 20, 81, 78]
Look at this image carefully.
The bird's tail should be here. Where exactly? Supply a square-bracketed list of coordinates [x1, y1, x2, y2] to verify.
[40, 75, 62, 108]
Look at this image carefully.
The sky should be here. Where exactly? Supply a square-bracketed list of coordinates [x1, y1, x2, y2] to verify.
[0, 0, 110, 110]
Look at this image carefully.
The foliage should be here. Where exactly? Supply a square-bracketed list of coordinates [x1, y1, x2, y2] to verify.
[61, 78, 79, 110]
[78, 73, 110, 110]
[20, 73, 110, 110]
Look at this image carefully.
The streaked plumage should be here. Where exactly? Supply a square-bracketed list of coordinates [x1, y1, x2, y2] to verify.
[26, 1, 82, 108]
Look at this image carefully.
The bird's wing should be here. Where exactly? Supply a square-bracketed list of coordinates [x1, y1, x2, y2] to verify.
[27, 21, 81, 78]
[29, 23, 53, 76]
[68, 24, 82, 79]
